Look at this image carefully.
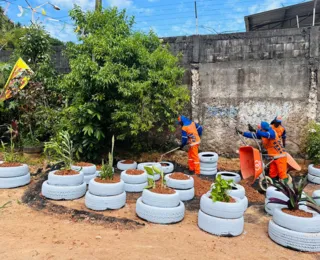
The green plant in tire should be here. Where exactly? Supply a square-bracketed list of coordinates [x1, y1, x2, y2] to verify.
[44, 131, 74, 170]
[211, 175, 234, 202]
[268, 176, 320, 213]
[98, 136, 115, 181]
[144, 165, 166, 189]
[1, 126, 18, 163]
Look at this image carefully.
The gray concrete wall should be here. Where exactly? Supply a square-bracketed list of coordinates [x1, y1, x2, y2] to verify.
[164, 27, 320, 156]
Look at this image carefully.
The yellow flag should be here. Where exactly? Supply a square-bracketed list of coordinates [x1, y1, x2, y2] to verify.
[0, 58, 34, 101]
[41, 8, 46, 15]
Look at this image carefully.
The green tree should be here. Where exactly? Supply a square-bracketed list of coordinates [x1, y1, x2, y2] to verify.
[59, 6, 189, 159]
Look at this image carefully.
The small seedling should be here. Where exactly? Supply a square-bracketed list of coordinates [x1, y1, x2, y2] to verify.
[1, 126, 18, 163]
[269, 175, 320, 213]
[0, 201, 12, 210]
[211, 175, 234, 202]
[144, 165, 166, 189]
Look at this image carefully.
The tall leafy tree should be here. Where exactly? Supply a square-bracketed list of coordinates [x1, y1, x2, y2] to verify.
[60, 6, 189, 159]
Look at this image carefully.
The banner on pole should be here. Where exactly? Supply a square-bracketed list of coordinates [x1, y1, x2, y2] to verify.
[0, 58, 34, 101]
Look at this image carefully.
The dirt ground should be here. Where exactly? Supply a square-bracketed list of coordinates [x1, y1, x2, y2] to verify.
[1, 153, 320, 260]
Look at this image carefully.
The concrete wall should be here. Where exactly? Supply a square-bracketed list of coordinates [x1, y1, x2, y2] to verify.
[164, 27, 320, 156]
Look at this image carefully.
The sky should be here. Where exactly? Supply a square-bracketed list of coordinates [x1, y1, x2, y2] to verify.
[1, 0, 311, 42]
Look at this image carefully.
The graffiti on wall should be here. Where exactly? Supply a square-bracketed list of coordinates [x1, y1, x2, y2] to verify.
[206, 105, 239, 118]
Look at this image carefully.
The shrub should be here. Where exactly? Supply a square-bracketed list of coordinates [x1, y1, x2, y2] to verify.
[210, 175, 234, 202]
[305, 121, 320, 165]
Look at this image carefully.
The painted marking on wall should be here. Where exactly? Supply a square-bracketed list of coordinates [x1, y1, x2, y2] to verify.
[206, 105, 239, 118]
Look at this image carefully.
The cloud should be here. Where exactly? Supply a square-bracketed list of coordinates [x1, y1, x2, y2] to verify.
[171, 19, 195, 36]
[45, 22, 77, 42]
[248, 0, 288, 14]
[107, 0, 133, 8]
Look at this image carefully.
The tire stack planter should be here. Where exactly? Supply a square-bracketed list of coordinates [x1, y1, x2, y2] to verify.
[121, 169, 148, 192]
[160, 162, 174, 174]
[42, 170, 86, 200]
[165, 172, 194, 201]
[198, 193, 245, 236]
[265, 186, 288, 215]
[71, 163, 97, 185]
[137, 162, 162, 181]
[85, 178, 126, 210]
[117, 160, 137, 171]
[308, 165, 320, 184]
[136, 188, 185, 224]
[0, 162, 30, 189]
[268, 207, 320, 252]
[199, 152, 218, 176]
[216, 172, 241, 184]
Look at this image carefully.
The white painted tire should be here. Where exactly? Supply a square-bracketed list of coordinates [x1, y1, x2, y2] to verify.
[47, 171, 84, 186]
[240, 196, 248, 210]
[227, 184, 245, 199]
[266, 186, 289, 201]
[121, 170, 148, 184]
[71, 164, 96, 175]
[175, 187, 195, 201]
[0, 173, 30, 189]
[308, 164, 320, 177]
[0, 163, 29, 178]
[273, 207, 320, 233]
[85, 191, 126, 210]
[160, 162, 174, 174]
[198, 210, 244, 237]
[117, 160, 137, 171]
[199, 152, 219, 163]
[147, 174, 160, 181]
[137, 162, 162, 171]
[84, 173, 97, 185]
[200, 162, 218, 169]
[142, 188, 180, 208]
[124, 182, 148, 192]
[200, 169, 217, 176]
[216, 172, 241, 184]
[265, 198, 287, 215]
[88, 179, 124, 196]
[312, 190, 320, 205]
[200, 193, 244, 219]
[136, 197, 185, 224]
[165, 174, 194, 190]
[268, 220, 320, 252]
[41, 181, 86, 200]
[308, 173, 320, 184]
[200, 166, 217, 172]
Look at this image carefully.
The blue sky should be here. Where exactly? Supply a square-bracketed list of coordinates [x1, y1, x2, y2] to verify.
[1, 0, 310, 42]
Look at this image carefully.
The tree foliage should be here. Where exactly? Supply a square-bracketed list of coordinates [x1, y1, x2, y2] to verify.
[59, 6, 189, 159]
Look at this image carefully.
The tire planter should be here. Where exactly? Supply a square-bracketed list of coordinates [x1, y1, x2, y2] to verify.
[199, 152, 218, 163]
[268, 220, 320, 252]
[200, 169, 217, 176]
[265, 198, 287, 216]
[71, 164, 96, 175]
[198, 210, 244, 237]
[273, 207, 320, 233]
[313, 190, 320, 205]
[0, 173, 31, 189]
[200, 162, 218, 169]
[85, 178, 126, 211]
[88, 178, 124, 196]
[160, 162, 174, 174]
[266, 186, 289, 201]
[117, 160, 137, 171]
[142, 188, 180, 208]
[165, 174, 194, 190]
[120, 170, 148, 184]
[0, 163, 29, 178]
[124, 182, 148, 192]
[216, 172, 241, 183]
[41, 181, 86, 200]
[200, 193, 244, 219]
[47, 171, 84, 186]
[308, 164, 320, 177]
[175, 187, 195, 201]
[227, 184, 245, 199]
[85, 191, 126, 211]
[308, 173, 320, 184]
[136, 197, 185, 224]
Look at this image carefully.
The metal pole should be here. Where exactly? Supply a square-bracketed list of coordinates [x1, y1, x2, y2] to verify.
[313, 0, 318, 26]
[296, 15, 299, 28]
[194, 1, 198, 35]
